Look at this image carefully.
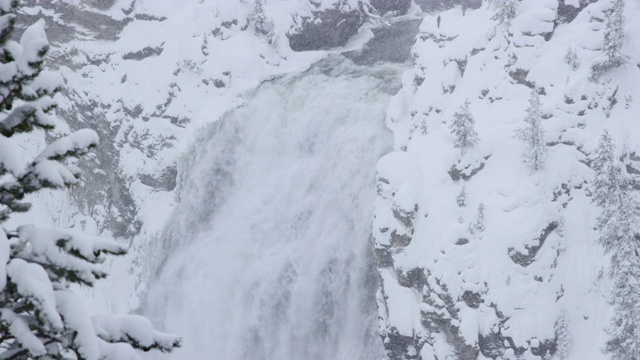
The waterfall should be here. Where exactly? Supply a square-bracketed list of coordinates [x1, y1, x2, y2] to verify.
[143, 20, 420, 360]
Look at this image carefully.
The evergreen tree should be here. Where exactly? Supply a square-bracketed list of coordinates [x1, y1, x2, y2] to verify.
[554, 310, 571, 360]
[515, 90, 547, 172]
[450, 100, 478, 153]
[592, 131, 626, 212]
[592, 131, 640, 359]
[564, 47, 579, 71]
[249, 0, 274, 38]
[0, 2, 180, 358]
[492, 0, 519, 25]
[456, 185, 467, 207]
[605, 238, 640, 360]
[469, 203, 485, 236]
[590, 0, 628, 81]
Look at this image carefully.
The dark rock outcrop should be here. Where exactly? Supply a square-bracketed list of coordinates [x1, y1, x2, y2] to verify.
[57, 104, 143, 239]
[384, 328, 420, 360]
[343, 19, 421, 65]
[448, 156, 490, 182]
[421, 277, 480, 360]
[122, 45, 164, 60]
[508, 222, 559, 267]
[139, 166, 178, 192]
[557, 0, 593, 24]
[370, 0, 411, 15]
[414, 0, 482, 12]
[18, 1, 130, 42]
[288, 8, 366, 51]
[86, 0, 116, 11]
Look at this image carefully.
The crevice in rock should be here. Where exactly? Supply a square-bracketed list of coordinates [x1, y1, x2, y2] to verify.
[508, 221, 559, 267]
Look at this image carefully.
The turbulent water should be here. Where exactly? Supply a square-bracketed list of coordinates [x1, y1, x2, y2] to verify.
[143, 20, 419, 360]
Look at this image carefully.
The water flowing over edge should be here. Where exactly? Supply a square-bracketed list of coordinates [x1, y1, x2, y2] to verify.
[140, 20, 420, 360]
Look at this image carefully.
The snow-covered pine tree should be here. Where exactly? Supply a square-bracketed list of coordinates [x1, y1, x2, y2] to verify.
[564, 47, 579, 71]
[249, 0, 274, 38]
[515, 90, 547, 172]
[590, 0, 628, 81]
[604, 245, 640, 359]
[592, 130, 625, 211]
[492, 0, 519, 25]
[469, 203, 485, 235]
[0, 2, 180, 358]
[554, 310, 570, 360]
[456, 185, 467, 207]
[591, 131, 640, 360]
[450, 100, 478, 153]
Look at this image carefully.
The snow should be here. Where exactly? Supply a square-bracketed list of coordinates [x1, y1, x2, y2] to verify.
[0, 135, 23, 175]
[0, 0, 13, 12]
[36, 129, 99, 160]
[93, 314, 180, 351]
[6, 258, 63, 330]
[381, 269, 421, 337]
[29, 70, 64, 96]
[96, 340, 139, 360]
[19, 19, 48, 74]
[373, 0, 640, 357]
[15, 225, 126, 286]
[21, 129, 99, 189]
[9, 0, 640, 359]
[31, 159, 81, 187]
[55, 289, 100, 359]
[0, 308, 47, 356]
[0, 231, 7, 292]
[457, 306, 479, 346]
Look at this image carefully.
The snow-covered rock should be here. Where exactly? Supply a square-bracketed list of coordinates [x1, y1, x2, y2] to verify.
[288, 2, 369, 51]
[370, 0, 412, 16]
[374, 0, 640, 359]
[415, 0, 482, 13]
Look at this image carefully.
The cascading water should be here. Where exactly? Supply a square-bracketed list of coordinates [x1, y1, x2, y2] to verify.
[143, 20, 420, 360]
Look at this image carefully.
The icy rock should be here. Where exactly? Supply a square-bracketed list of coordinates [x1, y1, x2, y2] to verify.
[397, 267, 427, 289]
[507, 221, 559, 267]
[288, 8, 365, 51]
[415, 0, 482, 12]
[370, 0, 411, 16]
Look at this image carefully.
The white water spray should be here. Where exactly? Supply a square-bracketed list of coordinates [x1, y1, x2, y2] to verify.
[143, 20, 419, 359]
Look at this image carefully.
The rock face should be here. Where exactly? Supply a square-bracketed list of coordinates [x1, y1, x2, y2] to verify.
[288, 7, 366, 51]
[370, 0, 411, 15]
[415, 0, 482, 12]
[19, 2, 139, 238]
